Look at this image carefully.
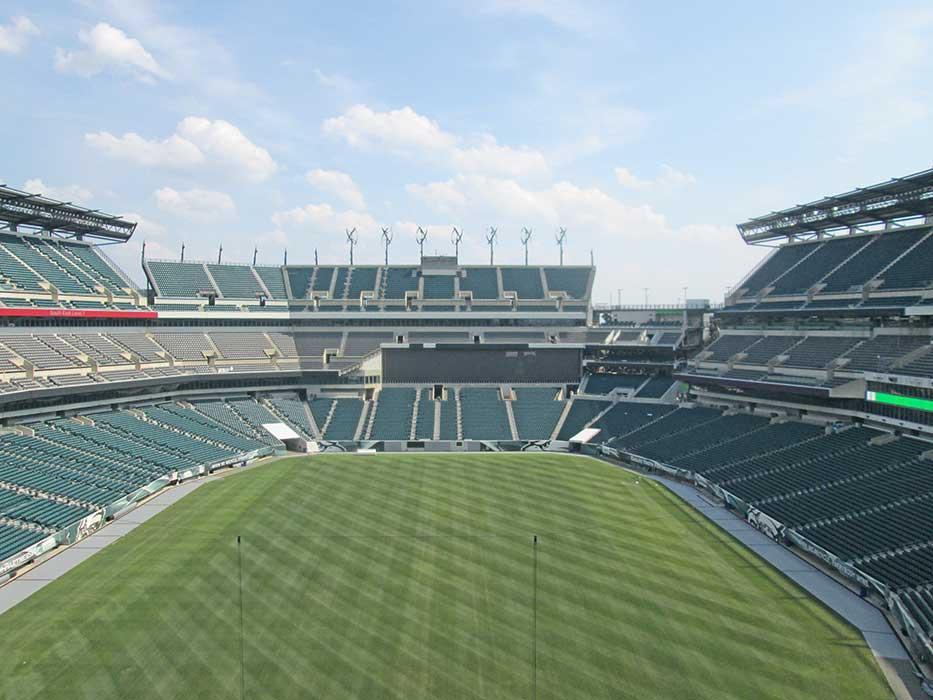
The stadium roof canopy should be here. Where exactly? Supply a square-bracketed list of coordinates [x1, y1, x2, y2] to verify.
[737, 168, 933, 244]
[0, 185, 136, 242]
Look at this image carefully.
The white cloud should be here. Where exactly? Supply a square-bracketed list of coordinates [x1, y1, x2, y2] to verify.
[322, 104, 549, 178]
[475, 0, 601, 33]
[176, 117, 277, 182]
[85, 131, 204, 168]
[323, 104, 455, 154]
[272, 202, 377, 235]
[615, 164, 696, 191]
[0, 15, 39, 54]
[23, 178, 93, 205]
[405, 173, 764, 301]
[306, 169, 366, 210]
[86, 117, 276, 182]
[154, 187, 235, 222]
[55, 23, 169, 83]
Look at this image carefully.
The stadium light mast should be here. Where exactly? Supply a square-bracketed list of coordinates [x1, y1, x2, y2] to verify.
[218, 244, 223, 264]
[141, 240, 146, 263]
[180, 242, 185, 262]
[555, 227, 567, 266]
[451, 227, 463, 260]
[521, 227, 533, 266]
[346, 227, 358, 265]
[486, 227, 498, 265]
[381, 227, 393, 265]
[253, 246, 258, 266]
[416, 226, 428, 261]
[284, 249, 288, 266]
[314, 248, 318, 266]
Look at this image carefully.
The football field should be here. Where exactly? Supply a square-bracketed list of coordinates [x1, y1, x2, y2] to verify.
[0, 453, 893, 699]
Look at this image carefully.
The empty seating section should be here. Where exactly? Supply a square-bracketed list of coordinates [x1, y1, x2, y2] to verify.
[382, 267, 418, 298]
[59, 334, 127, 365]
[422, 275, 455, 299]
[286, 268, 312, 298]
[408, 331, 470, 343]
[738, 243, 817, 296]
[311, 267, 335, 294]
[500, 267, 543, 298]
[821, 231, 923, 292]
[209, 333, 275, 360]
[899, 347, 933, 377]
[557, 399, 607, 440]
[704, 334, 760, 362]
[370, 387, 417, 440]
[511, 387, 565, 440]
[192, 399, 280, 447]
[585, 374, 645, 394]
[107, 334, 165, 362]
[60, 242, 128, 292]
[612, 407, 721, 451]
[460, 268, 499, 299]
[267, 333, 298, 358]
[799, 497, 933, 560]
[254, 267, 286, 298]
[592, 403, 675, 443]
[308, 398, 334, 433]
[343, 332, 391, 357]
[414, 389, 435, 439]
[839, 335, 929, 372]
[770, 236, 868, 294]
[758, 459, 933, 528]
[0, 525, 45, 562]
[293, 332, 343, 366]
[738, 336, 800, 365]
[152, 333, 214, 360]
[675, 421, 824, 474]
[635, 376, 676, 398]
[147, 261, 215, 297]
[323, 399, 363, 440]
[632, 413, 770, 464]
[3, 237, 92, 294]
[544, 268, 589, 298]
[264, 395, 314, 438]
[346, 267, 378, 299]
[439, 393, 458, 440]
[901, 588, 933, 635]
[0, 236, 47, 292]
[859, 546, 933, 589]
[207, 264, 264, 298]
[332, 267, 350, 298]
[460, 388, 511, 440]
[0, 334, 82, 370]
[780, 336, 860, 369]
[878, 232, 933, 290]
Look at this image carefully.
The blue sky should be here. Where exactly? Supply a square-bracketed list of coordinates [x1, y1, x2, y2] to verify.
[2, 1, 932, 303]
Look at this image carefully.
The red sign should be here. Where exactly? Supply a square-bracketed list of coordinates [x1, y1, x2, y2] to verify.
[0, 307, 158, 319]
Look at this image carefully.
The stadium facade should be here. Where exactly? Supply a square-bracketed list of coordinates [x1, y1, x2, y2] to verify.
[0, 172, 931, 679]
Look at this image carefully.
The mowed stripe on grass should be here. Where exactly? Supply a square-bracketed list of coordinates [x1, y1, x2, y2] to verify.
[0, 453, 893, 699]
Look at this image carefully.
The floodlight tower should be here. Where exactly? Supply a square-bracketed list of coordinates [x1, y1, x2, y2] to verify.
[521, 227, 533, 266]
[141, 240, 147, 264]
[180, 242, 185, 262]
[486, 227, 498, 265]
[555, 227, 567, 266]
[346, 227, 358, 265]
[253, 246, 258, 266]
[416, 226, 428, 261]
[217, 244, 223, 264]
[381, 227, 393, 265]
[451, 227, 463, 259]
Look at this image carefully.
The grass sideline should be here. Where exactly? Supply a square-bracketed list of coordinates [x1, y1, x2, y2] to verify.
[0, 453, 893, 699]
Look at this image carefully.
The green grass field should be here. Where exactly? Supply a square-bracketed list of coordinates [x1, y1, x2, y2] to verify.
[0, 453, 893, 699]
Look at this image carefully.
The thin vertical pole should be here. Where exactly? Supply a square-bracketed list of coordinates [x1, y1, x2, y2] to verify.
[237, 535, 245, 700]
[533, 534, 538, 700]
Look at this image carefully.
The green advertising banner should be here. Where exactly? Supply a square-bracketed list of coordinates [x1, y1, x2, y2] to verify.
[866, 390, 933, 413]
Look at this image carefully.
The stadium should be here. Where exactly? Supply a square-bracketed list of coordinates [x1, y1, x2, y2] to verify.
[0, 167, 929, 700]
